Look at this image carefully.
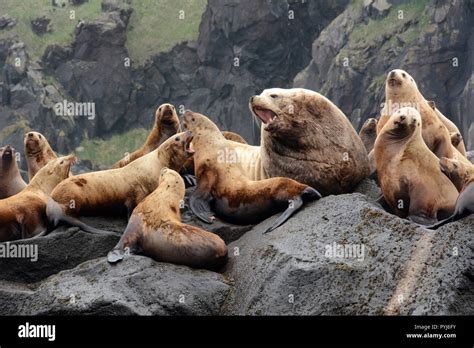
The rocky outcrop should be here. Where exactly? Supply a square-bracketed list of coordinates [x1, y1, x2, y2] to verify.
[294, 0, 473, 145]
[0, 15, 16, 30]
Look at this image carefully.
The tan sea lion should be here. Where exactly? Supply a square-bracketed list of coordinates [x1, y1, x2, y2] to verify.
[0, 155, 75, 242]
[359, 118, 378, 153]
[374, 107, 458, 224]
[112, 103, 180, 169]
[429, 157, 474, 229]
[377, 69, 465, 160]
[24, 131, 58, 181]
[108, 168, 228, 270]
[450, 132, 463, 148]
[250, 88, 369, 196]
[0, 146, 27, 199]
[46, 131, 195, 233]
[183, 110, 321, 234]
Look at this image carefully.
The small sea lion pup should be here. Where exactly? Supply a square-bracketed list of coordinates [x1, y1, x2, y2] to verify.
[108, 168, 228, 270]
[183, 110, 321, 234]
[0, 155, 75, 242]
[428, 158, 474, 229]
[374, 107, 458, 225]
[250, 88, 369, 195]
[24, 131, 58, 181]
[112, 103, 180, 169]
[377, 69, 467, 160]
[0, 146, 27, 199]
[46, 131, 195, 233]
[359, 118, 378, 153]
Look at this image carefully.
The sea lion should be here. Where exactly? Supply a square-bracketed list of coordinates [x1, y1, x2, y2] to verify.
[46, 131, 195, 233]
[250, 88, 369, 195]
[377, 69, 467, 160]
[450, 132, 463, 148]
[428, 100, 467, 156]
[24, 131, 58, 181]
[0, 146, 27, 199]
[112, 103, 180, 169]
[0, 155, 75, 242]
[108, 168, 228, 270]
[359, 118, 378, 153]
[221, 131, 247, 145]
[428, 157, 474, 229]
[183, 110, 321, 234]
[374, 107, 458, 224]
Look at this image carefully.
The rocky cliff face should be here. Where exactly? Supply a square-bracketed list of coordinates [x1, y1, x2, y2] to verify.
[0, 0, 471, 158]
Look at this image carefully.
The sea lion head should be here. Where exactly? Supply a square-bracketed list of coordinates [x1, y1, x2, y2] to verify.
[439, 157, 468, 191]
[182, 110, 222, 136]
[160, 131, 195, 169]
[0, 145, 15, 168]
[46, 154, 76, 180]
[383, 107, 421, 140]
[24, 131, 47, 155]
[156, 103, 179, 127]
[385, 69, 419, 100]
[159, 167, 185, 192]
[249, 88, 330, 149]
[360, 118, 378, 135]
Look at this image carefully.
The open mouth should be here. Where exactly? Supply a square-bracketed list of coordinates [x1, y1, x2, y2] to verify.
[253, 106, 277, 124]
[388, 78, 401, 87]
[185, 134, 195, 154]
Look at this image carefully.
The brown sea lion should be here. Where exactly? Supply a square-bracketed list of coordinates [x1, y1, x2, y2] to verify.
[250, 88, 369, 196]
[359, 118, 378, 153]
[112, 103, 180, 169]
[377, 69, 465, 160]
[374, 107, 458, 225]
[183, 110, 321, 234]
[24, 131, 58, 181]
[0, 155, 75, 242]
[108, 168, 228, 270]
[428, 157, 474, 229]
[46, 131, 195, 233]
[0, 146, 27, 199]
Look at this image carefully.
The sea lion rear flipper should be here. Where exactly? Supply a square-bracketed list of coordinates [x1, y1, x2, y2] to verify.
[190, 189, 215, 223]
[183, 174, 197, 187]
[408, 214, 438, 226]
[263, 196, 304, 234]
[426, 216, 453, 230]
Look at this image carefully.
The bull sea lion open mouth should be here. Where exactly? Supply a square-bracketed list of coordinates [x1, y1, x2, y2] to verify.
[184, 132, 195, 154]
[253, 106, 277, 125]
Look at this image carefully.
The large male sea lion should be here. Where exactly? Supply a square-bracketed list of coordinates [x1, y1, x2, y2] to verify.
[250, 88, 369, 196]
[183, 111, 321, 234]
[377, 69, 466, 160]
[112, 103, 180, 169]
[374, 107, 458, 224]
[0, 146, 26, 199]
[0, 155, 75, 242]
[46, 131, 195, 233]
[108, 168, 228, 270]
[428, 157, 474, 229]
[24, 131, 57, 181]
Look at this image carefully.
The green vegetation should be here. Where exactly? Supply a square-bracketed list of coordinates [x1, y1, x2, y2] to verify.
[78, 127, 148, 167]
[0, 0, 207, 65]
[126, 0, 207, 66]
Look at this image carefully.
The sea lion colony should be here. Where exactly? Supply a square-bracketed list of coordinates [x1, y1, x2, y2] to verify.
[0, 72, 471, 270]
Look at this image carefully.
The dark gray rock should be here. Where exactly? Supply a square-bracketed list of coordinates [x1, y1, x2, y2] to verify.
[0, 256, 230, 315]
[31, 16, 52, 35]
[222, 193, 473, 315]
[0, 15, 16, 30]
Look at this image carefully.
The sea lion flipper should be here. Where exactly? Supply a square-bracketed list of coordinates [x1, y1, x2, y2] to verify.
[408, 214, 437, 226]
[183, 174, 198, 187]
[190, 189, 215, 223]
[263, 196, 304, 234]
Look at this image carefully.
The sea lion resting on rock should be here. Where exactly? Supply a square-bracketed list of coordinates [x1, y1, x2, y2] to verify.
[249, 88, 369, 196]
[108, 168, 228, 270]
[0, 155, 75, 242]
[183, 110, 321, 234]
[377, 69, 467, 162]
[112, 103, 180, 169]
[24, 131, 58, 181]
[0, 146, 26, 199]
[46, 131, 195, 234]
[374, 107, 458, 225]
[428, 157, 474, 229]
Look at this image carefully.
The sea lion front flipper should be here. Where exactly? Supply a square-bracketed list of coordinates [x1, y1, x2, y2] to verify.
[408, 214, 438, 226]
[183, 174, 197, 187]
[190, 189, 215, 224]
[263, 196, 304, 234]
[108, 217, 142, 264]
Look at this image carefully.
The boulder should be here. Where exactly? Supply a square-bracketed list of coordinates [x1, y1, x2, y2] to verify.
[0, 15, 16, 30]
[31, 16, 52, 35]
[222, 193, 473, 315]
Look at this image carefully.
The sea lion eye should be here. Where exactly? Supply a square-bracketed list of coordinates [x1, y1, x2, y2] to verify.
[38, 134, 42, 139]
[270, 94, 278, 99]
[402, 73, 406, 78]
[192, 118, 195, 122]
[60, 160, 64, 165]
[175, 137, 180, 142]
